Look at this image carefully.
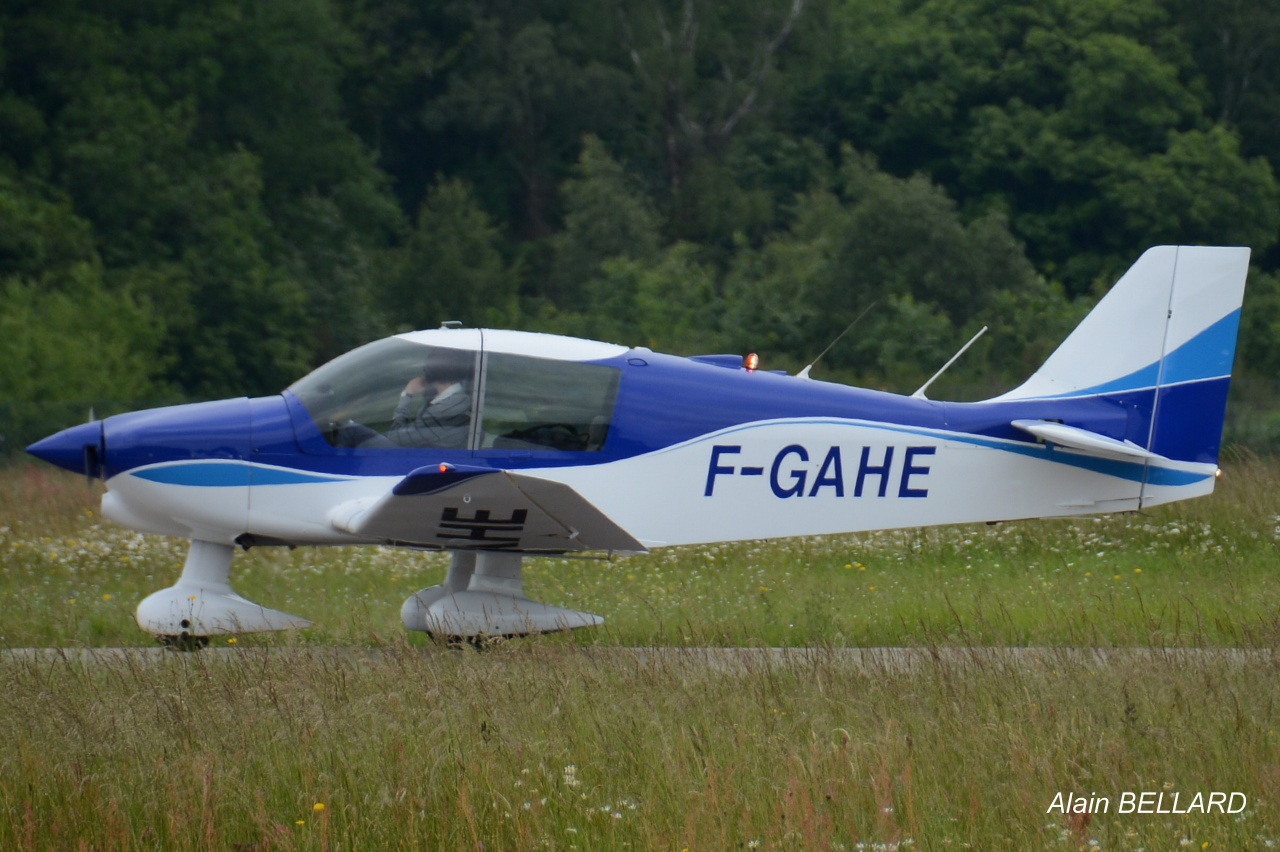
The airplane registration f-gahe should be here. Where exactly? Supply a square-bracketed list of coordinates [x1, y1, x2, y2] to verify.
[28, 246, 1251, 647]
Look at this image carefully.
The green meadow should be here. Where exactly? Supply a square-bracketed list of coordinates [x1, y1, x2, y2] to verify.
[3, 456, 1280, 849]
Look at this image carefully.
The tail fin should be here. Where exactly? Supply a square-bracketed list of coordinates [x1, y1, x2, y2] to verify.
[997, 246, 1251, 464]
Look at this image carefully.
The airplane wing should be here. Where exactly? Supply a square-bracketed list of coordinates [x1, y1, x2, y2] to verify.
[1010, 419, 1166, 463]
[330, 464, 646, 554]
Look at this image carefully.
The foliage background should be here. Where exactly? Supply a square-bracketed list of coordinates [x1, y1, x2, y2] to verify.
[2, 0, 1278, 417]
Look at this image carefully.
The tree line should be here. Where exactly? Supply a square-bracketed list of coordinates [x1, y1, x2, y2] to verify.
[2, 0, 1278, 405]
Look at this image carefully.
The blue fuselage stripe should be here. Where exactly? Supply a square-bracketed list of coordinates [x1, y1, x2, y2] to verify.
[671, 418, 1209, 487]
[131, 463, 349, 487]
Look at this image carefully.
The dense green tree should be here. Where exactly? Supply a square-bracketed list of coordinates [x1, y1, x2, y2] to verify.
[1161, 0, 1280, 271]
[193, 0, 404, 365]
[798, 0, 1279, 294]
[563, 242, 722, 352]
[0, 167, 169, 402]
[1239, 269, 1280, 377]
[615, 0, 829, 248]
[1105, 127, 1279, 264]
[0, 174, 95, 282]
[385, 176, 517, 332]
[0, 267, 165, 403]
[334, 0, 450, 213]
[166, 149, 314, 396]
[548, 136, 663, 307]
[1162, 0, 1280, 163]
[422, 0, 636, 241]
[0, 0, 402, 398]
[417, 0, 826, 257]
[617, 0, 814, 186]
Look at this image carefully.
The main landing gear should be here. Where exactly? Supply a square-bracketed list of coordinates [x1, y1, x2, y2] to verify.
[134, 543, 601, 650]
[401, 551, 603, 643]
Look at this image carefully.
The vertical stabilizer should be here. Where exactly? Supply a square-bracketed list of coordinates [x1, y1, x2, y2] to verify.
[996, 246, 1250, 465]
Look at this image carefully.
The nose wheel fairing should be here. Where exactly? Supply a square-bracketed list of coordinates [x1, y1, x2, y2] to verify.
[135, 540, 312, 643]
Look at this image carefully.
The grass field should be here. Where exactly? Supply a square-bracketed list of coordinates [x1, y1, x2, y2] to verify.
[2, 456, 1280, 849]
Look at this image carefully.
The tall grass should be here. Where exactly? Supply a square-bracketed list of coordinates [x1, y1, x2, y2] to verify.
[0, 644, 1276, 850]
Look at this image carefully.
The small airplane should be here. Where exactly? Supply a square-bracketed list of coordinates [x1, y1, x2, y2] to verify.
[28, 246, 1250, 647]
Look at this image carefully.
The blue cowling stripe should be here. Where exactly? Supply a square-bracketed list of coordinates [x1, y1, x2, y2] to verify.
[132, 463, 348, 487]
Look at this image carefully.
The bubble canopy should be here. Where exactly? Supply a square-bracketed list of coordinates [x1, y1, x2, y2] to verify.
[288, 337, 621, 452]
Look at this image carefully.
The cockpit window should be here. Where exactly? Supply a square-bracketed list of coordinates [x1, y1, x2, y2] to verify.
[288, 339, 619, 452]
[289, 338, 477, 448]
[481, 353, 619, 452]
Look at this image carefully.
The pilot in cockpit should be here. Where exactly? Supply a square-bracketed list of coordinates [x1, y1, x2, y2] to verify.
[385, 350, 472, 448]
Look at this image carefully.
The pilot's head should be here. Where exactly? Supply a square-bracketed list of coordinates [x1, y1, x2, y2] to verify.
[420, 348, 472, 387]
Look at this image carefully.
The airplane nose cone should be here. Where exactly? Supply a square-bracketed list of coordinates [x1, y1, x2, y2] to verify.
[27, 420, 105, 477]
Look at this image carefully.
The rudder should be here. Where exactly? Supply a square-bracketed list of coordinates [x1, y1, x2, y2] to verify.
[1148, 246, 1250, 464]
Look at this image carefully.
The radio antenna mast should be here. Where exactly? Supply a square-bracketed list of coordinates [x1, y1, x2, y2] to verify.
[796, 302, 878, 380]
[911, 325, 988, 400]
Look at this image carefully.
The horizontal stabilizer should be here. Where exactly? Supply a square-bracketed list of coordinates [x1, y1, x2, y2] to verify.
[1011, 419, 1165, 462]
[331, 466, 645, 554]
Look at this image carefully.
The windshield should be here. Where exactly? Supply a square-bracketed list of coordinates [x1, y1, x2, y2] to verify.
[289, 338, 477, 448]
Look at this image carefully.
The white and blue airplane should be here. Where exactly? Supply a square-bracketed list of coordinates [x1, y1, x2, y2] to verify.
[28, 246, 1250, 647]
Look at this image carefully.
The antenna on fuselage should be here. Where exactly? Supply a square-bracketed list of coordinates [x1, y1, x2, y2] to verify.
[796, 302, 878, 380]
[911, 325, 988, 400]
